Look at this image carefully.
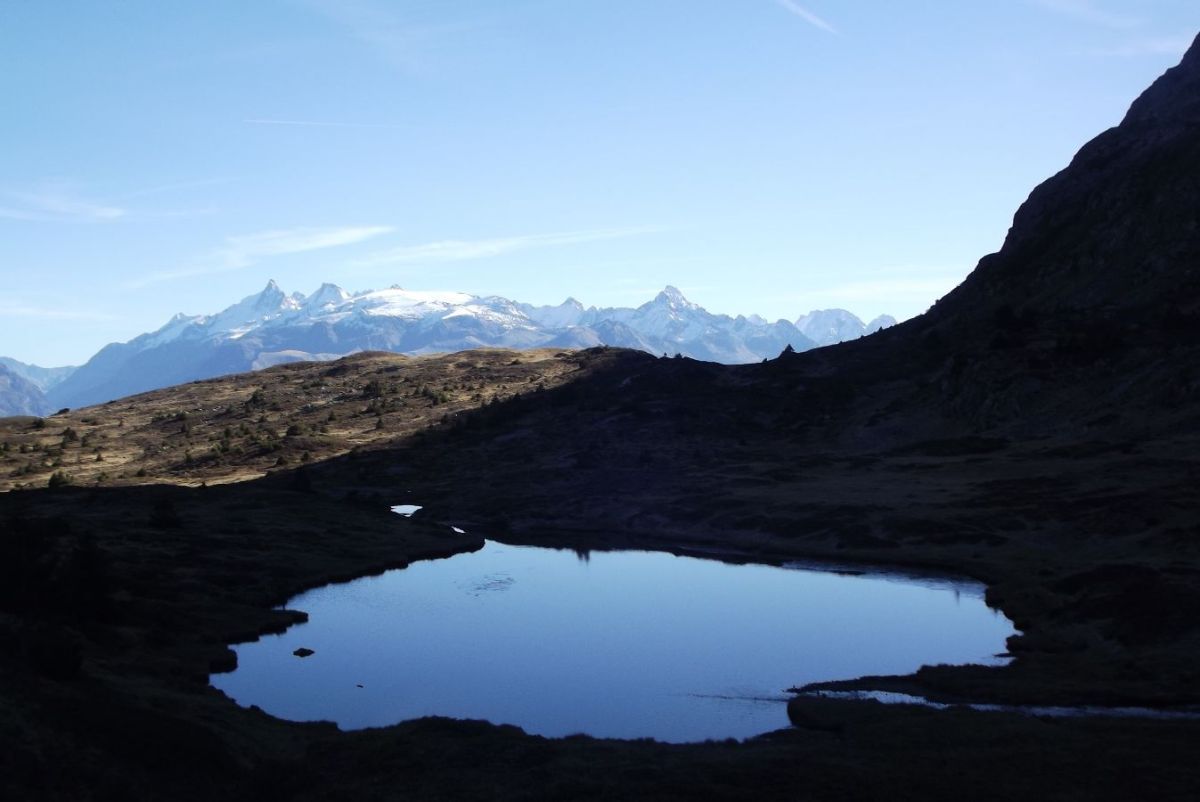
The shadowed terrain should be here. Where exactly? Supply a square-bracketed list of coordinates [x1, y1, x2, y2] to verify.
[0, 348, 589, 491]
[1, 33, 1199, 802]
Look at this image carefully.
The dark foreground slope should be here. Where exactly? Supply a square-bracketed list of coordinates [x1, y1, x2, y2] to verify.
[3, 480, 1198, 801]
[1, 34, 1200, 802]
[320, 34, 1200, 708]
[0, 348, 590, 491]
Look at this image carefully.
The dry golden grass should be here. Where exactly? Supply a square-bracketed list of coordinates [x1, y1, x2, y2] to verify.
[0, 348, 586, 492]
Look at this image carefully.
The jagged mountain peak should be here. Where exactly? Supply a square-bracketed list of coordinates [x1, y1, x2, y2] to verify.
[203, 280, 301, 337]
[651, 285, 695, 308]
[45, 281, 893, 408]
[305, 282, 351, 310]
[795, 309, 870, 346]
[254, 279, 286, 306]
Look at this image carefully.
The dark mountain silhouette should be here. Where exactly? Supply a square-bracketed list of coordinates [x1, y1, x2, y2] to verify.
[937, 38, 1200, 326]
[328, 33, 1200, 711]
[1, 31, 1199, 802]
[397, 31, 1200, 484]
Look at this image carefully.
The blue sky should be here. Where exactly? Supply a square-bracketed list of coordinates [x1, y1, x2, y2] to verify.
[2, 1, 1197, 366]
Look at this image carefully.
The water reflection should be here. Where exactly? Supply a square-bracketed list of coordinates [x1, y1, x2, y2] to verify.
[212, 541, 1016, 742]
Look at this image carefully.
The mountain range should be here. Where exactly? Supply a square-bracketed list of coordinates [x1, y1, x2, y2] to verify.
[0, 364, 47, 417]
[3, 287, 895, 413]
[0, 357, 76, 393]
[2, 29, 1199, 802]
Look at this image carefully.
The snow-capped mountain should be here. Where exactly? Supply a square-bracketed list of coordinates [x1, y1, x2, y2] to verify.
[796, 310, 899, 347]
[43, 282, 895, 409]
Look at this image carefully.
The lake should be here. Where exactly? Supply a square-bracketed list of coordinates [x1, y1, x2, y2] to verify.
[211, 540, 1016, 742]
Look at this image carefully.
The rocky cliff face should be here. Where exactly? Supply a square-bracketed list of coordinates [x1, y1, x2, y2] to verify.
[817, 32, 1200, 439]
[929, 32, 1200, 330]
[379, 34, 1200, 521]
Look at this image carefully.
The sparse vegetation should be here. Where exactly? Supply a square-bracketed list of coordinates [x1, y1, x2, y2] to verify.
[0, 350, 586, 491]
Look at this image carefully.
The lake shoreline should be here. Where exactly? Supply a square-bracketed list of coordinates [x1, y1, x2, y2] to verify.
[212, 536, 1012, 741]
[3, 440, 1199, 799]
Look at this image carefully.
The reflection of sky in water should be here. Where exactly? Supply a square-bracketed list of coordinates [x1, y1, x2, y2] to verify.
[211, 541, 1016, 743]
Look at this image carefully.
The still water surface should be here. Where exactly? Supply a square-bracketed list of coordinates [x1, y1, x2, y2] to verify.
[212, 540, 1016, 742]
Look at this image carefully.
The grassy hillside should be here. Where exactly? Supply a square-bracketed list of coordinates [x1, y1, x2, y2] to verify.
[0, 348, 617, 492]
[1, 32, 1199, 802]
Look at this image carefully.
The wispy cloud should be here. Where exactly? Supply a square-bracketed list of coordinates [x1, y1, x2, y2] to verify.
[1029, 0, 1141, 30]
[129, 225, 395, 288]
[0, 182, 126, 223]
[774, 0, 837, 34]
[354, 227, 663, 268]
[244, 118, 411, 130]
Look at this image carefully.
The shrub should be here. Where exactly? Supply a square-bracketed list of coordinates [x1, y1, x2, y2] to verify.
[47, 471, 71, 489]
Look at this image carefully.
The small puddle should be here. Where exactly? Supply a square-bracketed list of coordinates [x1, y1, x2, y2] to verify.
[800, 690, 1200, 720]
[212, 540, 1016, 742]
